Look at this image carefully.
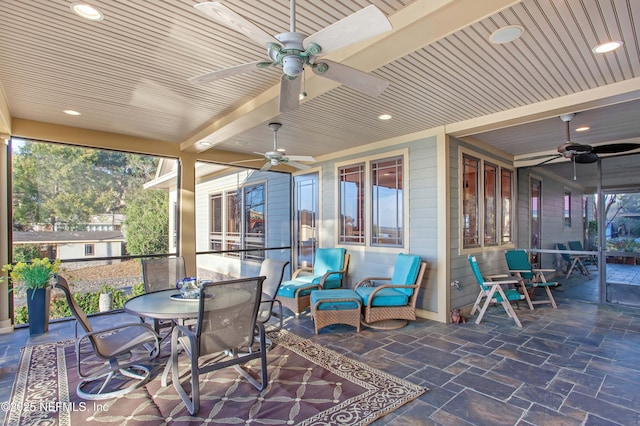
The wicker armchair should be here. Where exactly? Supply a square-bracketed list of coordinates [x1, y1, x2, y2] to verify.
[354, 253, 426, 330]
[277, 248, 350, 317]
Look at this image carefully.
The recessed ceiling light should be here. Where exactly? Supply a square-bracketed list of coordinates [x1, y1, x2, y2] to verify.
[63, 110, 81, 116]
[592, 41, 623, 53]
[489, 25, 524, 44]
[70, 2, 104, 21]
[198, 141, 212, 147]
[575, 126, 590, 132]
[378, 114, 392, 120]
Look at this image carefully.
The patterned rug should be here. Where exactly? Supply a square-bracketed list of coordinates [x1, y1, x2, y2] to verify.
[5, 330, 426, 425]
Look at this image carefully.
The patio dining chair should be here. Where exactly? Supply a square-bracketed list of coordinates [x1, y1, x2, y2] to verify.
[257, 258, 290, 331]
[276, 248, 350, 317]
[171, 276, 267, 415]
[505, 249, 559, 309]
[141, 256, 187, 333]
[557, 243, 591, 279]
[468, 255, 525, 327]
[354, 253, 427, 330]
[53, 275, 160, 400]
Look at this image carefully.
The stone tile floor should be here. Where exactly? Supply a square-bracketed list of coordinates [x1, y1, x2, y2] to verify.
[1, 298, 640, 425]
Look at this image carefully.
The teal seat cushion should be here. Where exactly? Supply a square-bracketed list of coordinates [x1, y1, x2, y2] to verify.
[390, 254, 421, 295]
[277, 280, 321, 298]
[295, 274, 342, 289]
[311, 289, 361, 311]
[493, 288, 524, 303]
[355, 286, 409, 307]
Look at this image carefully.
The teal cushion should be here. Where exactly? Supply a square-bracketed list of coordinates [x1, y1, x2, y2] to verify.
[492, 288, 524, 303]
[390, 253, 421, 295]
[313, 248, 346, 276]
[311, 290, 361, 311]
[355, 287, 409, 307]
[277, 280, 320, 298]
[295, 274, 342, 289]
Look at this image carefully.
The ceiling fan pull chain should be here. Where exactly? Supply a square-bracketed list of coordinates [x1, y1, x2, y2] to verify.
[573, 157, 576, 180]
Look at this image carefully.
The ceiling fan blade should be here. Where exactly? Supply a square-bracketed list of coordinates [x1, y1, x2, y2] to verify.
[194, 2, 276, 47]
[534, 154, 562, 167]
[285, 161, 311, 170]
[518, 153, 561, 161]
[260, 162, 272, 171]
[189, 61, 264, 84]
[279, 74, 302, 113]
[312, 60, 389, 97]
[591, 143, 640, 155]
[286, 155, 315, 162]
[303, 5, 392, 56]
[574, 153, 599, 164]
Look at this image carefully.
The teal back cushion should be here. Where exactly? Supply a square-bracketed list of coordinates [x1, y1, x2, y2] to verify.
[390, 253, 421, 295]
[313, 248, 346, 281]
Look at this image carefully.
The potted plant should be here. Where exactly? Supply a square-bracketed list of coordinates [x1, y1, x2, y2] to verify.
[2, 257, 61, 336]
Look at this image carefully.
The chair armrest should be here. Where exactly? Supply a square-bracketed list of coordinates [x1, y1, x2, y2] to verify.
[367, 283, 419, 299]
[485, 274, 511, 280]
[292, 266, 313, 279]
[508, 269, 532, 274]
[533, 268, 555, 272]
[354, 277, 391, 289]
[483, 279, 521, 286]
[80, 322, 158, 340]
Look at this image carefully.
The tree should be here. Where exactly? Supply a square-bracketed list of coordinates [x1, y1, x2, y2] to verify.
[123, 189, 169, 255]
[12, 141, 158, 231]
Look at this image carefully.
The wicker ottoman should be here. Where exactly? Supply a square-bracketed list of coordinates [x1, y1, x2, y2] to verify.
[310, 289, 362, 334]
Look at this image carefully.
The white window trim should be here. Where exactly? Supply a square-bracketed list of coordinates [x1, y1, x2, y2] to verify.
[334, 148, 409, 253]
[208, 178, 268, 261]
[459, 147, 515, 255]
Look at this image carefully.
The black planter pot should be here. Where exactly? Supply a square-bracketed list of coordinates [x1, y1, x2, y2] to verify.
[26, 286, 51, 336]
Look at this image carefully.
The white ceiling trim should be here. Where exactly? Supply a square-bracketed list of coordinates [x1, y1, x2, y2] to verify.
[446, 77, 640, 137]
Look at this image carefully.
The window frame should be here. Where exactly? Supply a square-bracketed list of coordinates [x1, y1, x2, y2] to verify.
[459, 148, 515, 254]
[335, 149, 408, 252]
[84, 243, 95, 256]
[208, 181, 267, 262]
[564, 189, 571, 229]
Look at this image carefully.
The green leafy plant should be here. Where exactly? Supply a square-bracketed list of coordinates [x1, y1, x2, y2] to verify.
[2, 258, 61, 297]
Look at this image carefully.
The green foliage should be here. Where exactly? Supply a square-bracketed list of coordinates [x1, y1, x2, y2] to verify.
[12, 245, 41, 263]
[2, 258, 61, 292]
[15, 281, 146, 325]
[11, 140, 158, 231]
[124, 189, 169, 255]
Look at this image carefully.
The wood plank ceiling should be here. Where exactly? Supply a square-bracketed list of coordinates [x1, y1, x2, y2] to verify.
[0, 0, 639, 189]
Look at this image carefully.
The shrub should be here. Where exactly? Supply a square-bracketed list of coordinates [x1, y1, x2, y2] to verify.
[13, 281, 147, 325]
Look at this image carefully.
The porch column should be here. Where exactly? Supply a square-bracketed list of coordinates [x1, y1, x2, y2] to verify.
[0, 139, 13, 333]
[178, 153, 197, 277]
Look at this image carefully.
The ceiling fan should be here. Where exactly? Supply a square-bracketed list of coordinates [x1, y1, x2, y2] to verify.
[530, 113, 640, 167]
[190, 1, 392, 112]
[235, 122, 315, 171]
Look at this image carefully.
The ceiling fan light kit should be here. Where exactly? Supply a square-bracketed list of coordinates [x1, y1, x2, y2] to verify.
[192, 1, 392, 112]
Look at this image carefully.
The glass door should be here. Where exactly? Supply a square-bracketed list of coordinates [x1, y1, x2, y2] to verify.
[293, 172, 319, 269]
[530, 177, 542, 268]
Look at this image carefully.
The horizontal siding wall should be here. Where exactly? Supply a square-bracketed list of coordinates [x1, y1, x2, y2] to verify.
[189, 169, 291, 278]
[313, 135, 439, 313]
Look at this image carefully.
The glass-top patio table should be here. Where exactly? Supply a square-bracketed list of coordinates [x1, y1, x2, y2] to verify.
[124, 287, 252, 386]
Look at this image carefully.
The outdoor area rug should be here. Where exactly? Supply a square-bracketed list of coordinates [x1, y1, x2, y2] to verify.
[4, 329, 426, 425]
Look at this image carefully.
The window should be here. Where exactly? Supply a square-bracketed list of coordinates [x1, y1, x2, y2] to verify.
[338, 153, 405, 248]
[484, 163, 498, 246]
[371, 157, 403, 246]
[462, 155, 479, 247]
[461, 151, 513, 251]
[564, 189, 571, 228]
[501, 169, 513, 243]
[209, 183, 265, 261]
[210, 194, 223, 251]
[84, 244, 95, 256]
[339, 164, 365, 244]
